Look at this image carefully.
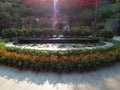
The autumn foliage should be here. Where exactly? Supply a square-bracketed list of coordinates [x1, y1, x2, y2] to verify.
[22, 0, 101, 8]
[0, 45, 120, 72]
[22, 0, 53, 6]
[58, 0, 101, 8]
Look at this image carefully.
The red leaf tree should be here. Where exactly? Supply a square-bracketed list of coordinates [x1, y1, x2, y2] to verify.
[58, 0, 100, 8]
[22, 0, 101, 8]
[22, 0, 53, 6]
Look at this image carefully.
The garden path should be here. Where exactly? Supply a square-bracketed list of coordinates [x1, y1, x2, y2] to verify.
[0, 64, 120, 90]
[113, 36, 120, 41]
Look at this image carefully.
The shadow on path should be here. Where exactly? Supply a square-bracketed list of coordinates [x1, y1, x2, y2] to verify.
[0, 64, 120, 90]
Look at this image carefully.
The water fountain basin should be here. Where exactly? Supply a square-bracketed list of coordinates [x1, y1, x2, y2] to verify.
[17, 36, 103, 44]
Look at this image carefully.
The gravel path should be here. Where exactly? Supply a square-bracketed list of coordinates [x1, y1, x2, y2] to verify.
[0, 64, 120, 90]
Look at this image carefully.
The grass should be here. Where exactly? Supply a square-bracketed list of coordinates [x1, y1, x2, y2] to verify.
[0, 40, 5, 46]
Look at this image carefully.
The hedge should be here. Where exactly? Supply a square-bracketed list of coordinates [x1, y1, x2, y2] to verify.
[0, 40, 120, 73]
[96, 29, 114, 39]
[2, 26, 91, 39]
[2, 28, 54, 38]
[63, 26, 91, 37]
[0, 43, 120, 73]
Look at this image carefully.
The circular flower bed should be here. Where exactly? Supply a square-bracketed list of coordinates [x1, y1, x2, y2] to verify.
[0, 40, 120, 73]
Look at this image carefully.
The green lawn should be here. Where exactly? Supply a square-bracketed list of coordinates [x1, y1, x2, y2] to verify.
[0, 40, 5, 46]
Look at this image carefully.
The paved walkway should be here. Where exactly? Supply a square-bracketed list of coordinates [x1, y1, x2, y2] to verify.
[0, 64, 120, 90]
[113, 36, 120, 41]
[0, 36, 120, 90]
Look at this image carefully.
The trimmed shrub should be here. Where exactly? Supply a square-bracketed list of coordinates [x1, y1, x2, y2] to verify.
[63, 26, 91, 37]
[2, 28, 54, 38]
[96, 29, 114, 39]
[2, 28, 25, 38]
[2, 27, 91, 38]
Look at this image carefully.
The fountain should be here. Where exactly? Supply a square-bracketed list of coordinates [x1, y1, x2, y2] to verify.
[53, 0, 57, 29]
[17, 0, 103, 44]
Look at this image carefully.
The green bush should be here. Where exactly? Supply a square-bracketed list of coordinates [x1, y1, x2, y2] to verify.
[0, 40, 5, 46]
[2, 28, 54, 38]
[3, 28, 24, 38]
[41, 28, 53, 36]
[2, 27, 91, 38]
[96, 29, 114, 39]
[0, 44, 120, 73]
[63, 26, 91, 37]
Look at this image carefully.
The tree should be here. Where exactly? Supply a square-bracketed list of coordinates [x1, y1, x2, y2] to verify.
[0, 1, 21, 31]
[116, 0, 120, 3]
